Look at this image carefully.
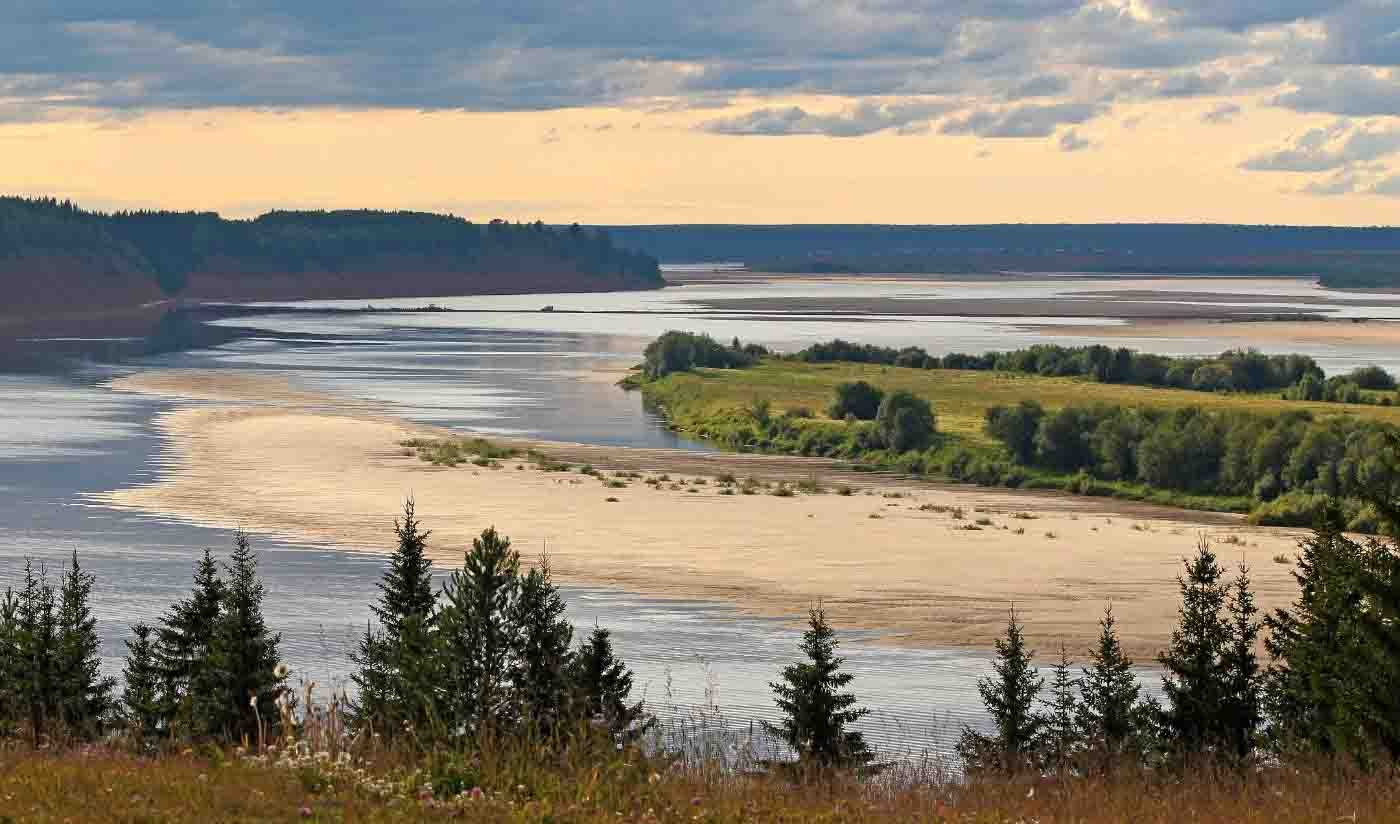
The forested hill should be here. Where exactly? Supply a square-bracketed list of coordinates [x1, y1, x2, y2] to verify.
[0, 197, 663, 317]
[599, 224, 1400, 286]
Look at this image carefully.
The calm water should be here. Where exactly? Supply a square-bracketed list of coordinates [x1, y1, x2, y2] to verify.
[6, 273, 1395, 756]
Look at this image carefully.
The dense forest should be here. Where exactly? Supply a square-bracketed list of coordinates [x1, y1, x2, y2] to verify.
[0, 197, 662, 315]
[602, 224, 1400, 286]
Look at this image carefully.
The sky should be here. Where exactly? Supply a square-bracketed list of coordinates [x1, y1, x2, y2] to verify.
[2, 1, 1399, 225]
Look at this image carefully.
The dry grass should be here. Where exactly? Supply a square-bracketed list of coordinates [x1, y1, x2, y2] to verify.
[4, 746, 1400, 823]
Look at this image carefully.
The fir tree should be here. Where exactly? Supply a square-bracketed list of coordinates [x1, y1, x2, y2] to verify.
[1077, 605, 1147, 766]
[122, 623, 162, 743]
[572, 624, 648, 737]
[0, 588, 20, 735]
[351, 499, 439, 735]
[1220, 563, 1263, 761]
[763, 607, 874, 770]
[1039, 644, 1080, 772]
[958, 607, 1045, 773]
[54, 550, 115, 737]
[439, 526, 521, 735]
[201, 532, 284, 742]
[17, 560, 58, 741]
[509, 557, 575, 733]
[1159, 540, 1230, 756]
[155, 548, 224, 733]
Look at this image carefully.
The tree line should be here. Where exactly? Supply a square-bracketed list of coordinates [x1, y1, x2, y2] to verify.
[0, 197, 662, 295]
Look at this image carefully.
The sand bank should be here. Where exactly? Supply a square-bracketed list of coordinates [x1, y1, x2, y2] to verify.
[97, 369, 1306, 658]
[1036, 318, 1400, 347]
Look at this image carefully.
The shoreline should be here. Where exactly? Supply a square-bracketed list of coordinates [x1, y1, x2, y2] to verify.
[1033, 317, 1400, 346]
[97, 368, 1307, 658]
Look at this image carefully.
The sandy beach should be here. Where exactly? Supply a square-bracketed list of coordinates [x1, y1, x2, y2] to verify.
[1036, 318, 1400, 347]
[98, 369, 1307, 658]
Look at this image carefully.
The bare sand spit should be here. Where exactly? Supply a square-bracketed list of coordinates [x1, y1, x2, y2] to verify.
[99, 369, 1307, 658]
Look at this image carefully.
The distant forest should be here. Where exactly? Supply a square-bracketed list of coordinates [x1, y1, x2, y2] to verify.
[601, 224, 1400, 287]
[0, 197, 662, 297]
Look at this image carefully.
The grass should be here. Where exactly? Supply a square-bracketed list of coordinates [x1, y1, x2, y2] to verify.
[6, 746, 1400, 823]
[399, 437, 520, 468]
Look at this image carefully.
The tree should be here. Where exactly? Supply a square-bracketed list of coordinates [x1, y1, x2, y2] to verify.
[984, 400, 1044, 464]
[875, 390, 935, 452]
[122, 623, 163, 743]
[439, 526, 521, 735]
[510, 558, 576, 734]
[764, 607, 875, 770]
[16, 560, 58, 741]
[351, 499, 439, 735]
[958, 607, 1045, 773]
[1039, 645, 1080, 772]
[1220, 564, 1263, 761]
[573, 625, 648, 737]
[0, 588, 21, 735]
[1158, 540, 1231, 756]
[155, 549, 225, 734]
[1077, 606, 1147, 766]
[829, 381, 884, 421]
[54, 550, 115, 737]
[201, 532, 284, 742]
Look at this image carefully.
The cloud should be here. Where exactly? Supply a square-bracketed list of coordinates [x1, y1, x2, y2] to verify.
[1272, 68, 1400, 116]
[1057, 128, 1094, 151]
[1371, 174, 1400, 196]
[1242, 122, 1400, 172]
[940, 102, 1104, 138]
[701, 99, 952, 137]
[1149, 0, 1350, 31]
[1202, 102, 1242, 124]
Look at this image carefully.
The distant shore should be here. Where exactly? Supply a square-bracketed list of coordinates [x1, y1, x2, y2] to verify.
[95, 368, 1306, 658]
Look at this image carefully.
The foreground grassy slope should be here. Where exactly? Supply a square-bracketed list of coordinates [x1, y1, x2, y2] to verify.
[643, 360, 1400, 445]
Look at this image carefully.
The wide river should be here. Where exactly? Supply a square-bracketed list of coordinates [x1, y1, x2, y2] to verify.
[5, 273, 1400, 758]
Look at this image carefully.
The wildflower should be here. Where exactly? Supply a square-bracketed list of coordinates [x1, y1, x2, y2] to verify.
[299, 806, 312, 818]
[469, 787, 484, 801]
[274, 662, 291, 680]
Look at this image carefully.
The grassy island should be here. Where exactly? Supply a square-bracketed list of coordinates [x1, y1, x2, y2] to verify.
[629, 332, 1400, 528]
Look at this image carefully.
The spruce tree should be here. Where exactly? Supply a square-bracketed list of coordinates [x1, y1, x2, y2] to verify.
[958, 607, 1045, 773]
[351, 499, 439, 735]
[764, 607, 874, 770]
[155, 548, 224, 733]
[1077, 605, 1147, 766]
[122, 623, 162, 743]
[573, 624, 648, 737]
[509, 558, 575, 734]
[202, 532, 284, 742]
[1039, 644, 1080, 772]
[0, 588, 20, 736]
[54, 550, 115, 737]
[17, 560, 58, 741]
[1220, 563, 1263, 761]
[439, 526, 520, 735]
[1159, 540, 1231, 756]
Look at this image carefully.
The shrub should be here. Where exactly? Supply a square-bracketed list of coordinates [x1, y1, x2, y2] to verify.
[875, 390, 936, 452]
[829, 380, 885, 421]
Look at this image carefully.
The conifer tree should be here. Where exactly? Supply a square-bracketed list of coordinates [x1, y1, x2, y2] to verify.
[155, 548, 224, 732]
[351, 499, 439, 735]
[509, 557, 575, 733]
[1159, 540, 1231, 756]
[0, 588, 20, 735]
[572, 625, 648, 737]
[54, 550, 115, 736]
[1220, 563, 1263, 761]
[958, 607, 1045, 773]
[764, 607, 874, 770]
[1077, 605, 1147, 766]
[201, 532, 284, 741]
[17, 560, 58, 741]
[439, 526, 521, 735]
[122, 623, 162, 743]
[1039, 644, 1080, 772]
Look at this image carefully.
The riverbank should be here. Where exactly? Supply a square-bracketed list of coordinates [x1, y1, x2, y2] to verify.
[95, 368, 1306, 658]
[1036, 317, 1400, 347]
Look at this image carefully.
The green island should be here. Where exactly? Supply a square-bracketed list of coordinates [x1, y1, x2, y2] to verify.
[628, 332, 1400, 529]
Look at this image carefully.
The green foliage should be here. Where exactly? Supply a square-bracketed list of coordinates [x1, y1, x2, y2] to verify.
[764, 607, 874, 770]
[875, 390, 935, 452]
[1039, 645, 1080, 772]
[984, 400, 1044, 464]
[121, 623, 162, 743]
[0, 197, 663, 296]
[16, 560, 58, 741]
[1077, 606, 1152, 766]
[155, 549, 225, 737]
[509, 558, 576, 734]
[641, 331, 766, 379]
[54, 551, 115, 737]
[438, 527, 522, 736]
[828, 380, 884, 420]
[573, 625, 648, 737]
[959, 608, 1045, 773]
[199, 532, 285, 742]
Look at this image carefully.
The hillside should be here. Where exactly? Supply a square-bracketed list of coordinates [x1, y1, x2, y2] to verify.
[0, 198, 663, 319]
[600, 223, 1400, 285]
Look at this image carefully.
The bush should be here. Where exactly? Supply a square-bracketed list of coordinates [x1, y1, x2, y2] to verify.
[829, 380, 885, 420]
[642, 331, 765, 378]
[875, 390, 936, 452]
[1349, 365, 1397, 390]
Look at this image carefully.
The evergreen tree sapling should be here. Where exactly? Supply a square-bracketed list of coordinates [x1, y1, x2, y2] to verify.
[439, 526, 521, 734]
[1158, 540, 1230, 755]
[54, 550, 115, 736]
[958, 607, 1045, 773]
[1221, 563, 1263, 761]
[0, 588, 20, 734]
[1039, 644, 1080, 771]
[202, 532, 284, 741]
[155, 548, 224, 732]
[122, 623, 162, 742]
[764, 607, 874, 769]
[1077, 605, 1148, 765]
[573, 624, 648, 737]
[509, 557, 575, 733]
[17, 560, 58, 741]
